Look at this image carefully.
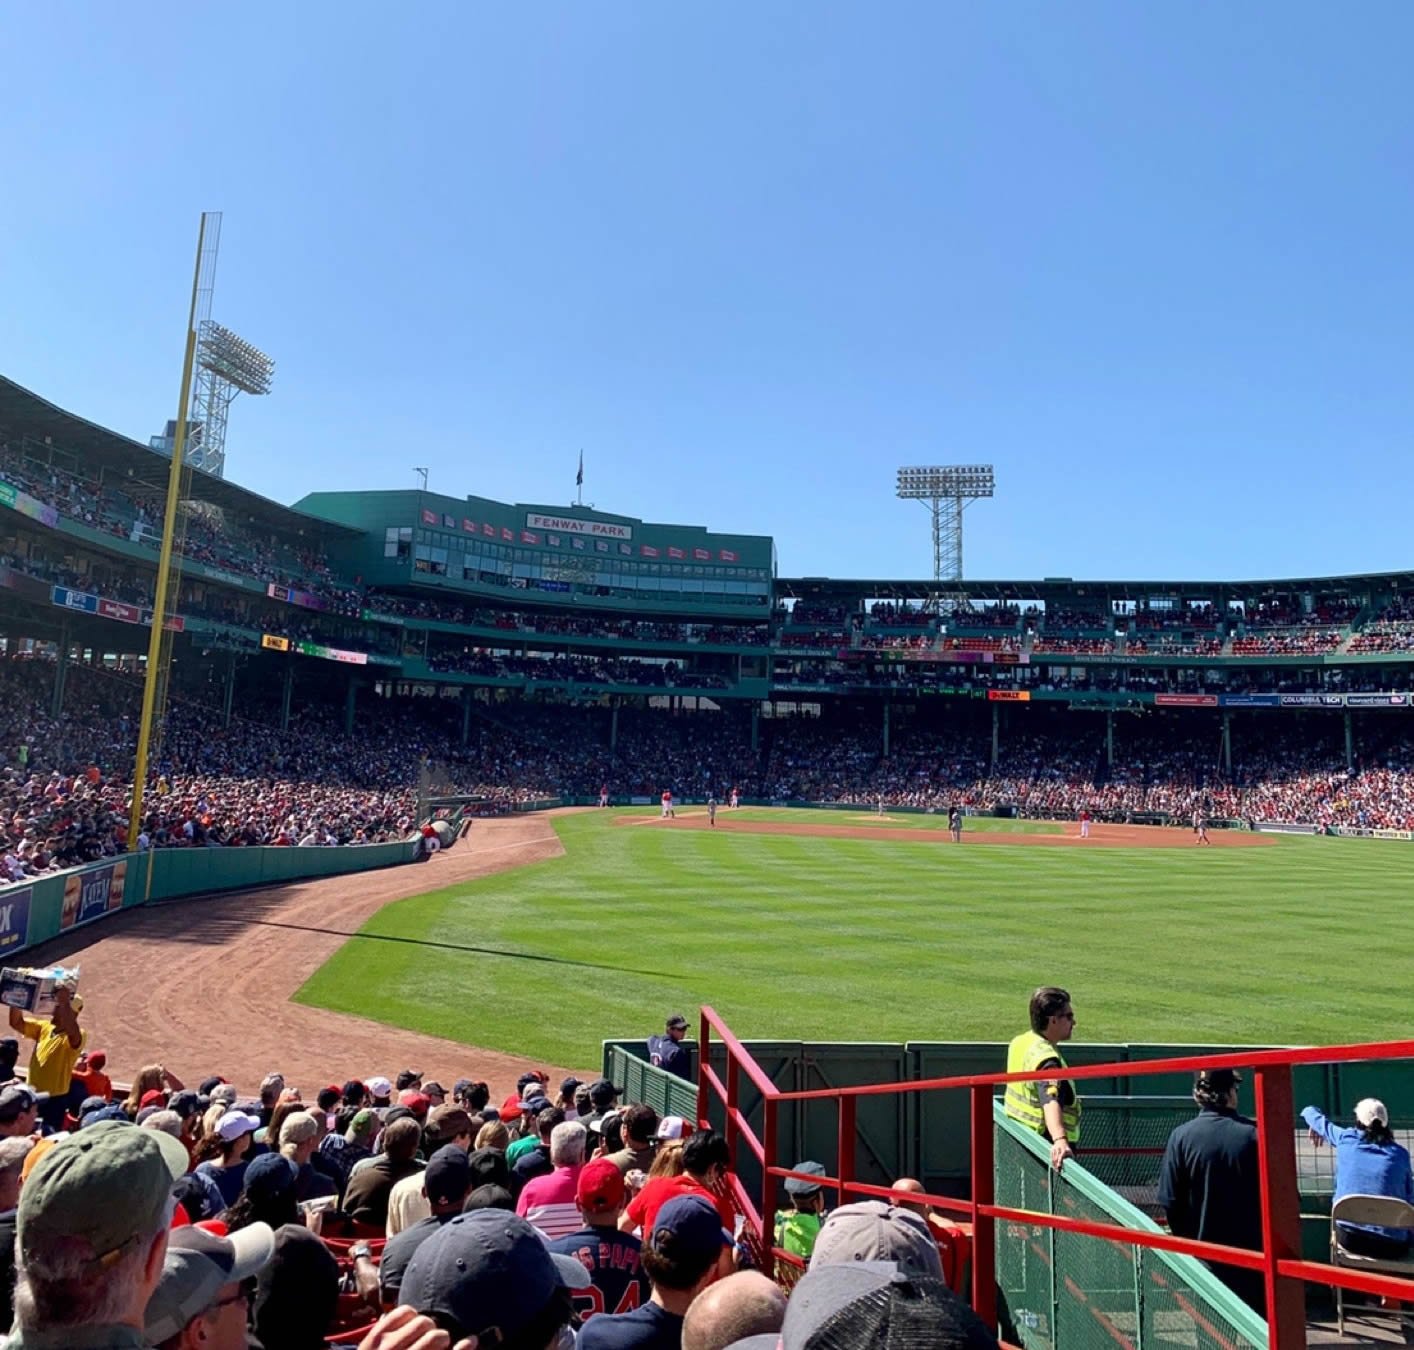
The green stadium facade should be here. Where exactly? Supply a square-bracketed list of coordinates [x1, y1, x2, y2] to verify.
[2, 372, 1412, 787]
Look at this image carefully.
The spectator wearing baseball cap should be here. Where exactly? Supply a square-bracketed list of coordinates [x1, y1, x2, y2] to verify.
[606, 1105, 660, 1177]
[585, 1079, 623, 1128]
[517, 1121, 588, 1239]
[719, 1261, 998, 1350]
[225, 1153, 299, 1235]
[558, 1077, 583, 1119]
[0, 1136, 34, 1330]
[774, 1160, 829, 1266]
[11, 1119, 188, 1346]
[399, 1209, 591, 1348]
[193, 1109, 261, 1212]
[0, 1086, 45, 1139]
[318, 1106, 377, 1197]
[145, 1221, 275, 1350]
[396, 1069, 423, 1093]
[808, 1200, 945, 1283]
[1157, 1068, 1263, 1311]
[386, 1104, 473, 1238]
[623, 1130, 735, 1241]
[367, 1076, 394, 1113]
[581, 1194, 733, 1350]
[648, 1015, 693, 1082]
[70, 1048, 112, 1106]
[1301, 1095, 1414, 1258]
[379, 1145, 475, 1305]
[547, 1157, 649, 1326]
[422, 1080, 448, 1108]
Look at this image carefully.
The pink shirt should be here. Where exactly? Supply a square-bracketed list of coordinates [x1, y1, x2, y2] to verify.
[517, 1164, 584, 1239]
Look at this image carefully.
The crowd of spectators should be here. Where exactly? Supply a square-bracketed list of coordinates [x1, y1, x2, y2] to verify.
[0, 1015, 1002, 1350]
[427, 651, 732, 690]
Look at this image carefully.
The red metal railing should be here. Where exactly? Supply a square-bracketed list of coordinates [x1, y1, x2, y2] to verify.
[697, 1006, 1414, 1350]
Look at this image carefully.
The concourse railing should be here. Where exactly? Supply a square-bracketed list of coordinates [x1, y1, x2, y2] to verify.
[695, 1005, 1414, 1350]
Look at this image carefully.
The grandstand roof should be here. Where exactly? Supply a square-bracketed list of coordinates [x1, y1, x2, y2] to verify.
[0, 376, 361, 540]
[777, 571, 1414, 602]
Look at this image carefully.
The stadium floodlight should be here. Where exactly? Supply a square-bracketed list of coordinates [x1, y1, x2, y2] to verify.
[187, 320, 275, 478]
[896, 464, 995, 591]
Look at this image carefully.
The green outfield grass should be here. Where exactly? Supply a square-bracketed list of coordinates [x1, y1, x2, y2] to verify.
[628, 806, 1063, 834]
[294, 809, 1409, 1065]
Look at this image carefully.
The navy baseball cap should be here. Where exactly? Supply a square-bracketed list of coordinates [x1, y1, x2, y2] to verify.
[648, 1194, 733, 1262]
[588, 1078, 621, 1108]
[399, 1211, 591, 1341]
[243, 1153, 297, 1203]
[424, 1145, 472, 1207]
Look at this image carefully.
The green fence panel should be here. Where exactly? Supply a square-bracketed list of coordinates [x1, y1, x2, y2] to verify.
[602, 1043, 699, 1121]
[995, 1103, 1266, 1350]
[797, 1043, 910, 1194]
[704, 1041, 802, 1213]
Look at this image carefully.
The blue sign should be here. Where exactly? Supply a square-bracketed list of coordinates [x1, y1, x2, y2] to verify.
[1218, 694, 1280, 708]
[50, 586, 98, 614]
[0, 888, 30, 953]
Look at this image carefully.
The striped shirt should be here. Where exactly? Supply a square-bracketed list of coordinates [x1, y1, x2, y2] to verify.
[517, 1164, 583, 1239]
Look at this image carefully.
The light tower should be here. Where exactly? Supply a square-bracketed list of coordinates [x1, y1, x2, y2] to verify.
[186, 320, 274, 478]
[895, 464, 995, 598]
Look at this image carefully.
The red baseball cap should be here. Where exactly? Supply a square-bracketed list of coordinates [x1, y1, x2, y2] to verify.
[140, 1089, 167, 1110]
[499, 1093, 525, 1120]
[401, 1091, 431, 1118]
[577, 1158, 626, 1211]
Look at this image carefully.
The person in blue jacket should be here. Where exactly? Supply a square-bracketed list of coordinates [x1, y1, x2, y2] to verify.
[1302, 1096, 1414, 1258]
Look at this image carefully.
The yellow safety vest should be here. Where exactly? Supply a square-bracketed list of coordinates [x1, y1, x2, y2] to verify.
[1004, 1031, 1081, 1144]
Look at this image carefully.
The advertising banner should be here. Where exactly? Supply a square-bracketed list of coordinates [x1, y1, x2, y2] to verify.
[97, 598, 141, 624]
[0, 481, 59, 529]
[693, 548, 711, 561]
[639, 545, 660, 558]
[719, 549, 739, 562]
[462, 519, 476, 533]
[1155, 693, 1218, 707]
[294, 641, 368, 665]
[1279, 693, 1343, 708]
[1218, 694, 1280, 708]
[51, 586, 99, 614]
[0, 888, 31, 953]
[61, 860, 127, 930]
[420, 508, 438, 525]
[261, 634, 291, 651]
[1343, 693, 1410, 708]
[668, 546, 685, 559]
[987, 689, 1031, 702]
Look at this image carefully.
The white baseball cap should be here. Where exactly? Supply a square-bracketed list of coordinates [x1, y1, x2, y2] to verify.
[1355, 1098, 1389, 1128]
[216, 1110, 262, 1142]
[656, 1115, 689, 1142]
[367, 1076, 393, 1099]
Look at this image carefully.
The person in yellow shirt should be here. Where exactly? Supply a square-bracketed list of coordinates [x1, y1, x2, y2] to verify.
[1004, 986, 1081, 1172]
[8, 979, 85, 1133]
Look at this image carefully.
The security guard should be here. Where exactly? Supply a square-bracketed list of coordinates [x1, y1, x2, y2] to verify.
[1004, 986, 1081, 1171]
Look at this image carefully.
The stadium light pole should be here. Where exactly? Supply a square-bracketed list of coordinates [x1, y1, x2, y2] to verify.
[128, 213, 214, 850]
[895, 464, 995, 601]
[187, 322, 274, 479]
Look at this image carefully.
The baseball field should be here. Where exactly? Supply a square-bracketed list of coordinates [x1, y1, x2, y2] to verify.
[292, 808, 1410, 1066]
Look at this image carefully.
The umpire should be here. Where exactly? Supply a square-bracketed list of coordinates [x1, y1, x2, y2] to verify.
[1004, 986, 1081, 1171]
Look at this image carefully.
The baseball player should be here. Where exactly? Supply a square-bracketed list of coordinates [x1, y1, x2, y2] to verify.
[599, 782, 609, 809]
[707, 794, 717, 827]
[729, 786, 740, 810]
[948, 804, 962, 843]
[1079, 809, 1091, 840]
[1194, 808, 1210, 845]
[661, 789, 675, 819]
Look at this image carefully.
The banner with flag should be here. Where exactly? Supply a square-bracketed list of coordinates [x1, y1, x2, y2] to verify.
[481, 522, 496, 537]
[693, 548, 711, 561]
[420, 508, 437, 525]
[576, 451, 584, 489]
[719, 549, 738, 562]
[667, 546, 685, 559]
[640, 544, 660, 558]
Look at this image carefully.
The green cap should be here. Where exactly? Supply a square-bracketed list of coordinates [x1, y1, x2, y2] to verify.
[19, 1121, 188, 1265]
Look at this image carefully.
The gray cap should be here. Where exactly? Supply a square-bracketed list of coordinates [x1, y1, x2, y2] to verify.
[146, 1222, 276, 1341]
[808, 1200, 944, 1283]
[784, 1160, 827, 1198]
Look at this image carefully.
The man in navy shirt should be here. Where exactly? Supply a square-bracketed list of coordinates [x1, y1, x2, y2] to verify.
[648, 1015, 692, 1081]
[1158, 1068, 1264, 1313]
[547, 1158, 650, 1324]
[579, 1194, 732, 1350]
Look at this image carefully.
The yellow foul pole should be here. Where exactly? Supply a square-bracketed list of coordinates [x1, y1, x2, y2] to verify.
[127, 215, 208, 850]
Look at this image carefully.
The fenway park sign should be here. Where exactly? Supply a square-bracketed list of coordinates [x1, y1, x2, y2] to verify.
[525, 513, 631, 541]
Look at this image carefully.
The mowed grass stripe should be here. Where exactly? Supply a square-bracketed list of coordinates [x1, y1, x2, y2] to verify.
[294, 811, 1412, 1064]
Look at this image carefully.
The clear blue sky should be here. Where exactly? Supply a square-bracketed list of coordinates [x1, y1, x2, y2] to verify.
[3, 4, 1413, 583]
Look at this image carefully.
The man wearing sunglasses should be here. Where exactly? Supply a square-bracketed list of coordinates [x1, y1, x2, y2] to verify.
[145, 1223, 275, 1350]
[1004, 986, 1081, 1171]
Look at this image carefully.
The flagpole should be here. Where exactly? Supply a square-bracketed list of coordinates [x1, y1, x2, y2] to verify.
[576, 450, 584, 506]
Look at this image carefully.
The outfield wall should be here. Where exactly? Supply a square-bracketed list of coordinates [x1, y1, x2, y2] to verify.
[1, 840, 419, 961]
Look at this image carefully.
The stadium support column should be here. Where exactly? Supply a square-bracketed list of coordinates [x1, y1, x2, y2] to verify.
[1105, 711, 1114, 769]
[751, 702, 759, 753]
[50, 626, 69, 719]
[461, 688, 472, 747]
[280, 663, 293, 733]
[1222, 713, 1232, 776]
[990, 704, 999, 771]
[345, 676, 357, 734]
[1345, 712, 1353, 773]
[222, 652, 236, 729]
[610, 703, 619, 752]
[882, 701, 890, 759]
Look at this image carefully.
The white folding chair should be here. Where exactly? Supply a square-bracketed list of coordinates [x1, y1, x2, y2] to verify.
[1329, 1194, 1414, 1334]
